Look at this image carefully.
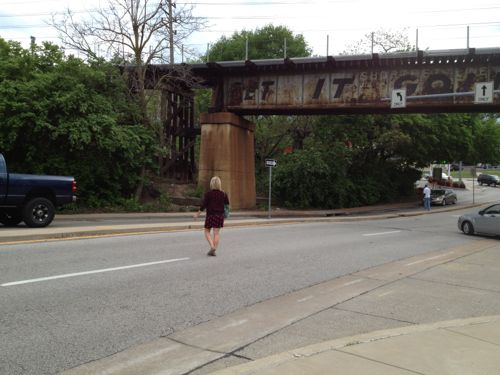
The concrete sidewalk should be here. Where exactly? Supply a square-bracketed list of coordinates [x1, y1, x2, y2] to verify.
[210, 315, 500, 375]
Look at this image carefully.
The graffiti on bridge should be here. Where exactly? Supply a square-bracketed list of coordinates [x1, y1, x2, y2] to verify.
[226, 67, 500, 108]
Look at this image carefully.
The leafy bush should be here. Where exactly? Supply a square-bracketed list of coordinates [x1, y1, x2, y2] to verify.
[273, 149, 332, 208]
[191, 185, 205, 198]
[272, 146, 420, 209]
[452, 181, 466, 189]
[0, 39, 154, 207]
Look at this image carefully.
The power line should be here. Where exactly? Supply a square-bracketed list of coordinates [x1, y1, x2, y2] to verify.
[2, 20, 500, 30]
[1, 3, 499, 17]
[0, 0, 352, 4]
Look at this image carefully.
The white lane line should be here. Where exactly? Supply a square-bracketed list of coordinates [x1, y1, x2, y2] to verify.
[342, 279, 363, 287]
[363, 230, 401, 237]
[1, 258, 190, 287]
[405, 252, 454, 266]
[297, 296, 314, 303]
[218, 319, 249, 331]
[378, 291, 394, 297]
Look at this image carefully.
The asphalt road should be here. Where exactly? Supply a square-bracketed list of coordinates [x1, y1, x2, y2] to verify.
[0, 206, 487, 375]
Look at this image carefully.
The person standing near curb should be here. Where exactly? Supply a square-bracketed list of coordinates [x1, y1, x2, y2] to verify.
[423, 184, 431, 211]
[193, 176, 229, 256]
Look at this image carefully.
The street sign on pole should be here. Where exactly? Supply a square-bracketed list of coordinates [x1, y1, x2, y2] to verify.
[265, 159, 277, 167]
[474, 82, 493, 104]
[265, 159, 277, 218]
[391, 89, 406, 108]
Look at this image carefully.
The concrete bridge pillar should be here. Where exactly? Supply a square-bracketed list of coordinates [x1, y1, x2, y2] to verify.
[198, 112, 256, 209]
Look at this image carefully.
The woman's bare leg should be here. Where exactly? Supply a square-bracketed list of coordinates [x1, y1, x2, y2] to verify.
[213, 228, 221, 250]
[204, 228, 215, 249]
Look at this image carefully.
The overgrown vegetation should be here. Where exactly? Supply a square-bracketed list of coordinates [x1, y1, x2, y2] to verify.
[0, 38, 155, 209]
[1, 22, 499, 211]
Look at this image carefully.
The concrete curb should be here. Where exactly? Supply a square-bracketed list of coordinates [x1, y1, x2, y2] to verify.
[0, 202, 489, 244]
[208, 315, 500, 374]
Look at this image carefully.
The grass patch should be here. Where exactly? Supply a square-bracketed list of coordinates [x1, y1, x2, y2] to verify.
[451, 169, 500, 178]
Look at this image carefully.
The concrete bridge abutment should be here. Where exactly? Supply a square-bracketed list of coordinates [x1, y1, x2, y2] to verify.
[198, 112, 256, 209]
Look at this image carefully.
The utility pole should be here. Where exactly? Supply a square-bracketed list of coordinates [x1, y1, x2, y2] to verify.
[168, 0, 175, 66]
[30, 36, 36, 55]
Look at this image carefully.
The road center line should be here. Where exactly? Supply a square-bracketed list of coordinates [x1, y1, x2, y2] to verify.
[362, 230, 401, 237]
[1, 258, 190, 287]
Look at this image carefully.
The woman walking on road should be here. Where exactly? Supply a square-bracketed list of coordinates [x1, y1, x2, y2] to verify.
[193, 176, 229, 256]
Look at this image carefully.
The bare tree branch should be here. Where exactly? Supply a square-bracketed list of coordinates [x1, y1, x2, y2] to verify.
[50, 0, 206, 64]
[342, 28, 414, 55]
[49, 0, 207, 195]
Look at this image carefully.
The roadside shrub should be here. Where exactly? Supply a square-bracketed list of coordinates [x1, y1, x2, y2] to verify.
[452, 181, 462, 188]
[453, 181, 466, 189]
[158, 192, 171, 211]
[273, 149, 334, 208]
[0, 39, 154, 208]
[191, 185, 204, 198]
[272, 147, 420, 209]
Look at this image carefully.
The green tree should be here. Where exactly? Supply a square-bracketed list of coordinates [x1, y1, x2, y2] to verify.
[0, 38, 154, 206]
[51, 0, 206, 198]
[272, 111, 499, 209]
[206, 24, 311, 62]
[469, 115, 500, 164]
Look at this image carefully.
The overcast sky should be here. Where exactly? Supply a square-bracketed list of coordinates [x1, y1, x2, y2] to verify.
[1, 0, 499, 60]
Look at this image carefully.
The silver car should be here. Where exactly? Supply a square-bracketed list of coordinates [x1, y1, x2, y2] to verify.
[458, 203, 500, 236]
[431, 189, 457, 206]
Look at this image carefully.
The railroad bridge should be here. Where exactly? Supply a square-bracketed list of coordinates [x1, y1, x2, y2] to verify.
[147, 48, 500, 208]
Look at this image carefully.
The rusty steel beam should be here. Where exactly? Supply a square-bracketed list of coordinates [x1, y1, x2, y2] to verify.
[187, 48, 500, 115]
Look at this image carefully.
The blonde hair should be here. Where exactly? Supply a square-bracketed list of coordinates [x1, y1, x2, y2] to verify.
[210, 176, 222, 190]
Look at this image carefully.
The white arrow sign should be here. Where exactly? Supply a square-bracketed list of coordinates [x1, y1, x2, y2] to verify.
[474, 82, 493, 104]
[391, 89, 406, 108]
[265, 159, 277, 167]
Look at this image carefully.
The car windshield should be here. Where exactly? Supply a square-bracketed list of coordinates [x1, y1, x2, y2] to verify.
[431, 190, 445, 196]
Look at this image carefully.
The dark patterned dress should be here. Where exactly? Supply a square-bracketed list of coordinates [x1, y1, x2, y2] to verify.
[200, 189, 229, 229]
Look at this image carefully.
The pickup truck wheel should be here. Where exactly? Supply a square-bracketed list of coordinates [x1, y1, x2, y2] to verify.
[23, 198, 55, 228]
[0, 211, 23, 226]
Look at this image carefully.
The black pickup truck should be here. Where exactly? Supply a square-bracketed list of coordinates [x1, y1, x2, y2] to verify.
[0, 154, 76, 227]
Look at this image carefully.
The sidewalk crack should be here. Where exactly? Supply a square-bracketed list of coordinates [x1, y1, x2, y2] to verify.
[333, 306, 417, 325]
[445, 327, 500, 347]
[334, 348, 425, 374]
[163, 337, 253, 375]
[408, 276, 500, 294]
